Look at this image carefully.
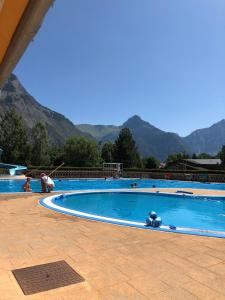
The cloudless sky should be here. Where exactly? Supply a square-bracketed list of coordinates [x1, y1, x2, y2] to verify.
[15, 0, 225, 136]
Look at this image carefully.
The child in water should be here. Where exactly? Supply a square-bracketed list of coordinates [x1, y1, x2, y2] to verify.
[23, 177, 32, 192]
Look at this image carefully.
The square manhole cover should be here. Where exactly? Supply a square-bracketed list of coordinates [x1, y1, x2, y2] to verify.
[12, 260, 84, 295]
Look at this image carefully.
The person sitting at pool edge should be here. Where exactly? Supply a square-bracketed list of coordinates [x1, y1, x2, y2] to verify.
[40, 173, 55, 193]
[23, 177, 32, 192]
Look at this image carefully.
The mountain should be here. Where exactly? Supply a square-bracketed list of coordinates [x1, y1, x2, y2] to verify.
[183, 119, 225, 155]
[78, 115, 189, 160]
[78, 115, 225, 160]
[77, 124, 120, 142]
[122, 116, 190, 160]
[1, 74, 224, 159]
[0, 74, 92, 145]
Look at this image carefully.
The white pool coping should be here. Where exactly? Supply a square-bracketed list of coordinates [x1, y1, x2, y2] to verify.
[40, 189, 225, 238]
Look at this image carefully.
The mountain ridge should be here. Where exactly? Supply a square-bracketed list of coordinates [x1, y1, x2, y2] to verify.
[78, 115, 225, 159]
[1, 74, 225, 160]
[0, 74, 93, 145]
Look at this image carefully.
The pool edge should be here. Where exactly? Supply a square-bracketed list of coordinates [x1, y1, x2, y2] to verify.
[39, 189, 225, 239]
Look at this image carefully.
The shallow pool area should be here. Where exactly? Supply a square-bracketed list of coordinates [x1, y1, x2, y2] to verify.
[41, 190, 225, 238]
[1, 178, 225, 193]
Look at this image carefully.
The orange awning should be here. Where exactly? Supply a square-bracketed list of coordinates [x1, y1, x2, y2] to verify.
[0, 0, 54, 87]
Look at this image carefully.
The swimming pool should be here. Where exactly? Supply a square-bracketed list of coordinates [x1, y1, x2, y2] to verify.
[41, 191, 225, 238]
[1, 178, 225, 193]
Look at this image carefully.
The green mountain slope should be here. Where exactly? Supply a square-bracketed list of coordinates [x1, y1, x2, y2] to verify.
[78, 115, 190, 160]
[0, 74, 93, 145]
[2, 74, 224, 159]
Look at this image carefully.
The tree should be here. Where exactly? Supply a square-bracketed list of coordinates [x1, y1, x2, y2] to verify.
[219, 145, 225, 168]
[31, 122, 50, 165]
[114, 128, 141, 168]
[197, 153, 212, 159]
[64, 136, 101, 167]
[101, 142, 115, 162]
[0, 109, 31, 164]
[143, 156, 159, 169]
[49, 146, 64, 166]
[166, 152, 189, 165]
[192, 153, 198, 159]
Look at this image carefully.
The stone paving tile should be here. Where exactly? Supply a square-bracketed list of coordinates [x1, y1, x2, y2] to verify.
[201, 276, 225, 295]
[182, 243, 212, 254]
[0, 192, 225, 299]
[208, 262, 225, 276]
[186, 253, 223, 268]
[0, 283, 22, 299]
[99, 282, 148, 300]
[181, 279, 223, 299]
[206, 249, 225, 261]
[155, 270, 192, 288]
[113, 257, 147, 280]
[128, 275, 171, 297]
[0, 258, 14, 271]
[84, 265, 129, 290]
[48, 282, 101, 300]
[152, 286, 198, 300]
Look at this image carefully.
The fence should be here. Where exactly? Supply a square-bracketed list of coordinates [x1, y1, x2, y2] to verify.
[0, 168, 8, 176]
[28, 169, 113, 179]
[26, 169, 225, 183]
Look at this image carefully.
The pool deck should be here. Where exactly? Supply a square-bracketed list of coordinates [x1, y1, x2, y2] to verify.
[149, 187, 225, 196]
[1, 189, 225, 299]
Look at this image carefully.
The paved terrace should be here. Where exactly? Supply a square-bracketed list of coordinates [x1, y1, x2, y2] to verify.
[0, 189, 225, 299]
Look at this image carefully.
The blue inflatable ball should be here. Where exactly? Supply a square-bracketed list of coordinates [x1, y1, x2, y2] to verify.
[152, 217, 162, 228]
[59, 194, 64, 199]
[149, 211, 157, 220]
[145, 217, 152, 226]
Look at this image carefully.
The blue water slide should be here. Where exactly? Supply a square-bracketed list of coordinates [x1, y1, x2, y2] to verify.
[0, 163, 27, 176]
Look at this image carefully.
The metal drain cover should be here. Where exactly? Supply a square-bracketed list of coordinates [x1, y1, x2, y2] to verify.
[12, 260, 84, 295]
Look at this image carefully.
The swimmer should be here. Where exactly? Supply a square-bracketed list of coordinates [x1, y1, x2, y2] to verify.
[130, 183, 138, 188]
[23, 177, 32, 192]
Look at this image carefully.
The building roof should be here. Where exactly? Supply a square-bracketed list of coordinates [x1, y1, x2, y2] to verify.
[185, 159, 221, 165]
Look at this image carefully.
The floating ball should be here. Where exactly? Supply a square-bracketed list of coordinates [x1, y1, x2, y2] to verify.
[149, 211, 157, 220]
[145, 217, 152, 226]
[152, 217, 162, 228]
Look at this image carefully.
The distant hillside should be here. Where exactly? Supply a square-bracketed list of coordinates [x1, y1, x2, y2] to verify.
[77, 124, 120, 141]
[78, 115, 225, 160]
[2, 74, 225, 160]
[122, 116, 190, 160]
[78, 115, 189, 160]
[0, 74, 93, 145]
[183, 119, 225, 155]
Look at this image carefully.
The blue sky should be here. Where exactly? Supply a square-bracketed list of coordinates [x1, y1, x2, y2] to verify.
[15, 0, 225, 136]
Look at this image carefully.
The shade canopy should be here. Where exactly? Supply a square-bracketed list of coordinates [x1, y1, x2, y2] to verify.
[0, 0, 54, 87]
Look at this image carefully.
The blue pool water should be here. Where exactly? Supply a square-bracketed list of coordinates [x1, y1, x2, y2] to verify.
[1, 178, 225, 193]
[41, 191, 225, 237]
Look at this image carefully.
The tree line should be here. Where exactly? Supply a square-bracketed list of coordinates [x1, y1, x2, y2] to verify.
[0, 109, 159, 168]
[1, 109, 225, 168]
